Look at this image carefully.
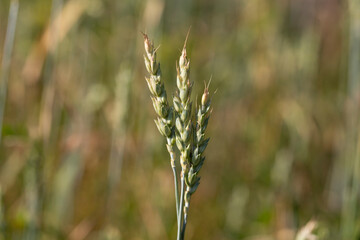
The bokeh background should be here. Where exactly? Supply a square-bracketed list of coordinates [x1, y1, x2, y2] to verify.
[0, 0, 360, 239]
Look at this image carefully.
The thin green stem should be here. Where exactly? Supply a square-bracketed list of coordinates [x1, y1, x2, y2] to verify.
[172, 166, 179, 222]
[177, 175, 184, 240]
[167, 144, 179, 221]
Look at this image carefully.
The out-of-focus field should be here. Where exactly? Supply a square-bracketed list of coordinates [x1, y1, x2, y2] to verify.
[0, 0, 359, 239]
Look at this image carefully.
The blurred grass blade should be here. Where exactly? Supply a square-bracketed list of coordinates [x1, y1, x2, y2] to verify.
[0, 0, 19, 144]
[341, 0, 360, 239]
[38, 0, 63, 145]
[43, 23, 90, 238]
[0, 187, 4, 240]
[44, 151, 82, 237]
[106, 65, 131, 215]
[22, 0, 87, 84]
[295, 220, 318, 240]
[24, 142, 42, 240]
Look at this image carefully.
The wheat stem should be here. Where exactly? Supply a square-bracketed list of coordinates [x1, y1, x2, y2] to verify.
[172, 167, 179, 213]
[168, 143, 180, 217]
[177, 176, 185, 240]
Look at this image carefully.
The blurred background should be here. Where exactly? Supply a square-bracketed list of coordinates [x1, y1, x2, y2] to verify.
[0, 0, 360, 239]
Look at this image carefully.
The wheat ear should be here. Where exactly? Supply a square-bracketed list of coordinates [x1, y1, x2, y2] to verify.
[142, 33, 180, 220]
[181, 80, 212, 238]
[173, 33, 193, 240]
[143, 32, 212, 240]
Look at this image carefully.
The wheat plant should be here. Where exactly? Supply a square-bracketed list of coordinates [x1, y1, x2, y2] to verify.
[143, 32, 212, 240]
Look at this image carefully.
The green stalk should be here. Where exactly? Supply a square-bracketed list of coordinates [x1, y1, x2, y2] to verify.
[168, 144, 180, 222]
[168, 142, 180, 229]
[177, 176, 184, 240]
[172, 166, 179, 215]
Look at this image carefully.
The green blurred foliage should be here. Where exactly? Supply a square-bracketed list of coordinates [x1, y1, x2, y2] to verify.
[0, 0, 358, 239]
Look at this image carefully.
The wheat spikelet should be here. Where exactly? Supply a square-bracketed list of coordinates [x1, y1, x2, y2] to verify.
[174, 45, 192, 176]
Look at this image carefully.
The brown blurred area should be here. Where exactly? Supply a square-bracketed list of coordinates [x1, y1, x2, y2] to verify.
[0, 0, 359, 239]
